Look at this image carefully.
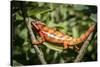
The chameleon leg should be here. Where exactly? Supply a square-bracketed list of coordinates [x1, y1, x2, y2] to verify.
[32, 40, 43, 45]
[38, 31, 45, 42]
[74, 45, 80, 50]
[32, 31, 45, 45]
[63, 41, 69, 49]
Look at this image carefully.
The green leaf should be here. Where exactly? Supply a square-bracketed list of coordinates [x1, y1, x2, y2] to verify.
[28, 7, 53, 16]
[55, 21, 68, 33]
[16, 13, 23, 20]
[13, 60, 23, 66]
[90, 14, 97, 22]
[43, 42, 63, 52]
[87, 45, 93, 52]
[16, 25, 28, 40]
[73, 5, 88, 11]
[60, 57, 65, 63]
[60, 5, 68, 20]
[19, 28, 28, 39]
[88, 35, 97, 52]
[72, 26, 79, 38]
[23, 41, 29, 52]
[30, 48, 36, 54]
[47, 20, 56, 27]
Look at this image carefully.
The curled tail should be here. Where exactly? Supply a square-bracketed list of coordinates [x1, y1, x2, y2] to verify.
[69, 24, 95, 45]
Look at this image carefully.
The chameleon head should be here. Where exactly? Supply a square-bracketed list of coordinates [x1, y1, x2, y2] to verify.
[31, 21, 46, 30]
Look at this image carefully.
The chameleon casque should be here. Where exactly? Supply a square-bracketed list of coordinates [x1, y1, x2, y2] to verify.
[31, 21, 95, 49]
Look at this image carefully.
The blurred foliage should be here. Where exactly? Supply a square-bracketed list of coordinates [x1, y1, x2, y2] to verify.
[11, 1, 97, 66]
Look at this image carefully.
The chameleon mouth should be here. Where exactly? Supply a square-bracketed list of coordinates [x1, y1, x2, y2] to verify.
[31, 21, 44, 26]
[31, 21, 39, 30]
[35, 21, 45, 25]
[31, 21, 36, 27]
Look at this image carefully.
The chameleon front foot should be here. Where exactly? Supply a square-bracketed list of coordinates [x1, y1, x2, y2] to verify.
[32, 40, 43, 45]
[63, 43, 69, 49]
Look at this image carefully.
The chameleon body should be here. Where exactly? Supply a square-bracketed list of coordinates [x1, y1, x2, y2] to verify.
[31, 21, 95, 49]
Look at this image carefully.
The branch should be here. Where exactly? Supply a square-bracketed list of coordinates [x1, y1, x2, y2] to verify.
[20, 2, 47, 64]
[74, 24, 97, 62]
[26, 18, 47, 64]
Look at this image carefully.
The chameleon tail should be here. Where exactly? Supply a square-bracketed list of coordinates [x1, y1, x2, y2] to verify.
[70, 24, 95, 45]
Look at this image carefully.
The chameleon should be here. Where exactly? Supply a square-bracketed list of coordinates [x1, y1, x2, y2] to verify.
[31, 21, 95, 49]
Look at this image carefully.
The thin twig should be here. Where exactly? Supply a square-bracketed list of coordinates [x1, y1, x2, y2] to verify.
[20, 2, 47, 64]
[74, 24, 96, 62]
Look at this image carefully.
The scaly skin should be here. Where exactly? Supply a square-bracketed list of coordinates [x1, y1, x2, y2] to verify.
[31, 21, 95, 49]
